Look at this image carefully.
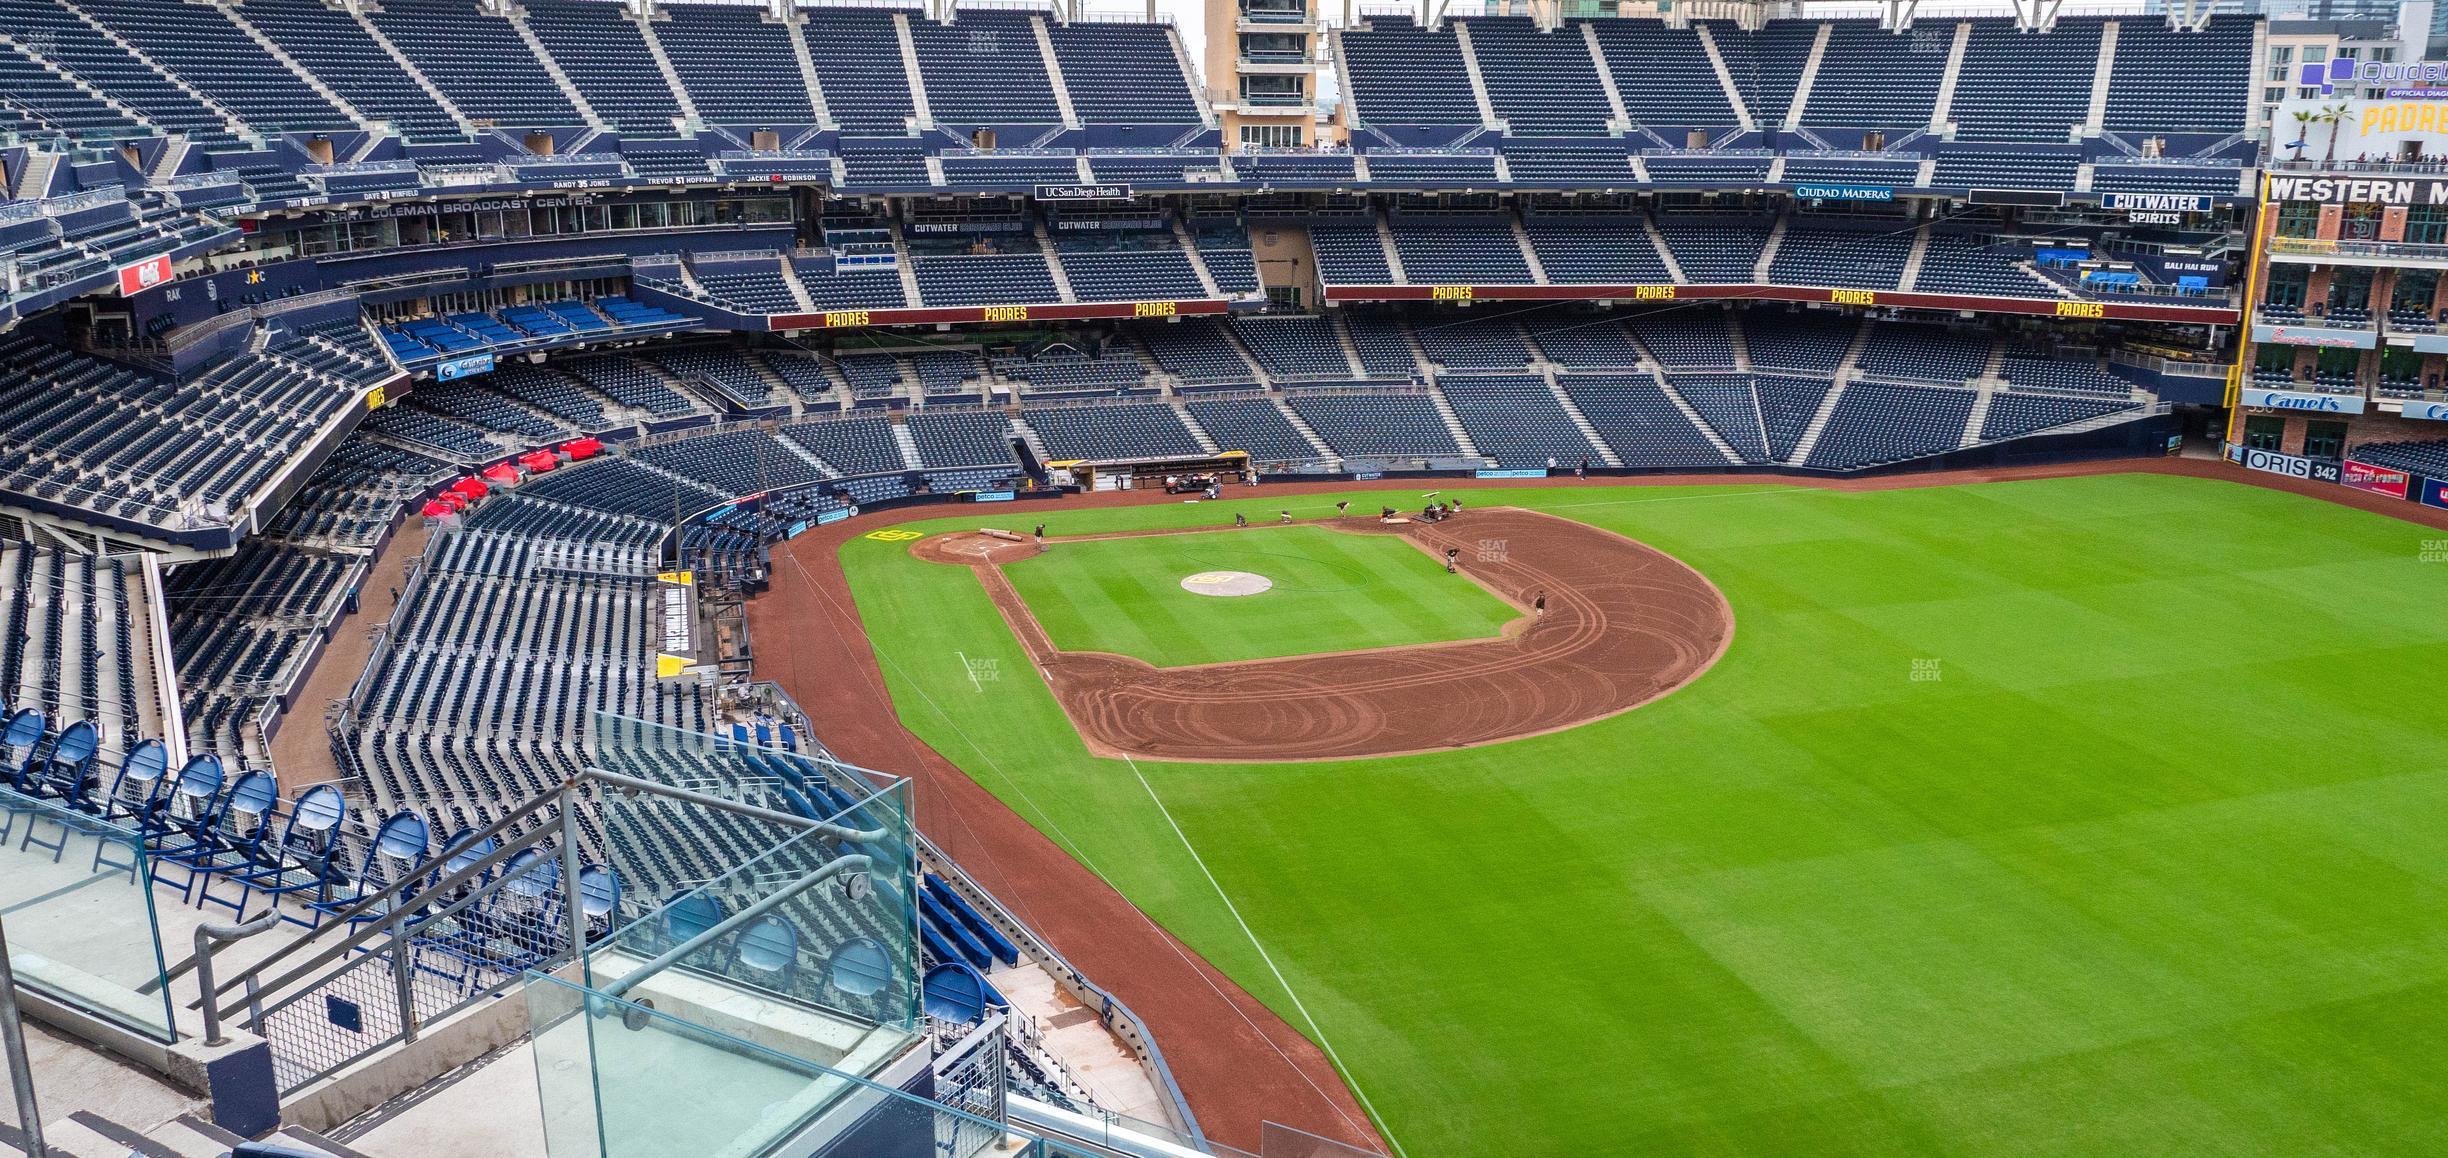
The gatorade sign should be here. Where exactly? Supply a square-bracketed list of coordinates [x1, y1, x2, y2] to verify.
[115, 255, 173, 296]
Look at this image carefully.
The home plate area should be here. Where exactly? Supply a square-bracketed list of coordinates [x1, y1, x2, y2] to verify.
[1179, 570, 1272, 597]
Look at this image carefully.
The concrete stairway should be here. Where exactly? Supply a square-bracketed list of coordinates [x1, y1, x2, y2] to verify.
[1786, 381, 1849, 464]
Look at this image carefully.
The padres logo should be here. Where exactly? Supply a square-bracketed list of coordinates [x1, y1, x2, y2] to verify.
[865, 529, 923, 542]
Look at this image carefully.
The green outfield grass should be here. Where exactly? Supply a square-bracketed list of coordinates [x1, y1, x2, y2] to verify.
[998, 524, 1518, 666]
[841, 475, 2448, 1157]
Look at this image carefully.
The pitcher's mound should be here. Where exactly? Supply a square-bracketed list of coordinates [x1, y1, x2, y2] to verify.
[1181, 570, 1273, 597]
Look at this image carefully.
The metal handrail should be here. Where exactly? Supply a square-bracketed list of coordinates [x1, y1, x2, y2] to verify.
[193, 915, 280, 1047]
[194, 768, 889, 1020]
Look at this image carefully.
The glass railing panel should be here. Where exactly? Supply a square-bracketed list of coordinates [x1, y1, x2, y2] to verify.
[586, 712, 921, 1036]
[0, 786, 175, 1041]
[524, 973, 1027, 1158]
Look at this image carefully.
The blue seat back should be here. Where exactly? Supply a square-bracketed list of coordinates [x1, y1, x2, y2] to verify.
[106, 738, 170, 816]
[827, 935, 891, 997]
[921, 961, 992, 1023]
[576, 865, 619, 920]
[663, 892, 725, 944]
[51, 720, 98, 767]
[167, 755, 226, 828]
[502, 848, 559, 899]
[440, 830, 499, 887]
[736, 917, 798, 974]
[1, 707, 45, 751]
[363, 811, 431, 891]
[219, 772, 281, 846]
[282, 784, 347, 854]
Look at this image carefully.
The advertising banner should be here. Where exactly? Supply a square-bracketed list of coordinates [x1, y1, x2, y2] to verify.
[115, 255, 173, 296]
[2240, 447, 2343, 483]
[1792, 183, 1894, 202]
[1034, 183, 1132, 201]
[436, 353, 495, 382]
[2342, 459, 2412, 499]
[2400, 399, 2448, 422]
[1475, 468, 1548, 479]
[2422, 479, 2448, 511]
[2238, 386, 2367, 413]
[2100, 193, 2214, 214]
[2250, 326, 2378, 351]
[2266, 174, 2448, 205]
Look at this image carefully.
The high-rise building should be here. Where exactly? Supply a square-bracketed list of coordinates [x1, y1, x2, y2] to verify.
[1205, 0, 1326, 149]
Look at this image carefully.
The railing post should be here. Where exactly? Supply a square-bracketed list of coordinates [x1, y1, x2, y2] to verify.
[0, 919, 48, 1158]
[195, 914, 281, 1048]
[386, 905, 420, 1045]
[557, 786, 589, 984]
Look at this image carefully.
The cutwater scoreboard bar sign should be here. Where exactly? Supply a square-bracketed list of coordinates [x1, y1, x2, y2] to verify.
[2100, 193, 2213, 214]
[1792, 183, 1894, 202]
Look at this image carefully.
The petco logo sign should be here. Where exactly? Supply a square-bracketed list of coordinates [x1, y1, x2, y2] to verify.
[115, 255, 172, 296]
[2298, 57, 2448, 95]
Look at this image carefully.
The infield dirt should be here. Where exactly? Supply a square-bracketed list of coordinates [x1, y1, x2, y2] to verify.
[917, 509, 1735, 762]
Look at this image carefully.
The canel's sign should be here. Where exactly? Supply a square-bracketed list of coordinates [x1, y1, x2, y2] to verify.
[2239, 387, 2366, 413]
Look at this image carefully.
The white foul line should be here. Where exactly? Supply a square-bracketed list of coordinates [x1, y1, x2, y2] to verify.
[1126, 756, 1412, 1158]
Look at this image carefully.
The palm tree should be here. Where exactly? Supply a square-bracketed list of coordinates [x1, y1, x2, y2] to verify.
[2320, 102, 2351, 165]
[2289, 109, 2317, 161]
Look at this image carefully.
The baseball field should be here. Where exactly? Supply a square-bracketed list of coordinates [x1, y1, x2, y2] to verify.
[833, 471, 2448, 1156]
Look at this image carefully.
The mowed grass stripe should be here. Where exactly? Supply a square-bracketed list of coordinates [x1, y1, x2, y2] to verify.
[1001, 525, 1516, 666]
[843, 475, 2448, 1156]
